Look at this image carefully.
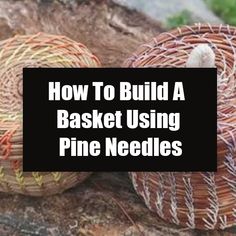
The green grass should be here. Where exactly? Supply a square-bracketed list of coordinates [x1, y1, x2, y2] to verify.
[205, 0, 236, 25]
[166, 10, 193, 29]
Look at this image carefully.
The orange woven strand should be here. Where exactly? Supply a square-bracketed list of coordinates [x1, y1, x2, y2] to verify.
[124, 24, 236, 230]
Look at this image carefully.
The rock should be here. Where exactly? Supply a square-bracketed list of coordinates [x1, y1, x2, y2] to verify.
[0, 0, 162, 67]
[0, 17, 15, 40]
[0, 172, 236, 236]
[0, 173, 207, 235]
[0, 173, 235, 235]
[0, 1, 234, 235]
[113, 0, 223, 25]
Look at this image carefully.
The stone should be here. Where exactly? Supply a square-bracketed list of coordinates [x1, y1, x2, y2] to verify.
[113, 0, 223, 25]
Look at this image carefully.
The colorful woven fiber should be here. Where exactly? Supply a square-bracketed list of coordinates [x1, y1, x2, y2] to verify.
[0, 33, 100, 196]
[124, 24, 236, 229]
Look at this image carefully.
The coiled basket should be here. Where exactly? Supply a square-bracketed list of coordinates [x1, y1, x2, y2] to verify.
[0, 33, 100, 196]
[124, 24, 236, 229]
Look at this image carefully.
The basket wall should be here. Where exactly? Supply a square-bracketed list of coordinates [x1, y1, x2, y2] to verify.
[0, 33, 100, 196]
[124, 24, 236, 230]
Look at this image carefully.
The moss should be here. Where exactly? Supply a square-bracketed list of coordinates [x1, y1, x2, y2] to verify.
[205, 0, 236, 25]
[165, 10, 193, 29]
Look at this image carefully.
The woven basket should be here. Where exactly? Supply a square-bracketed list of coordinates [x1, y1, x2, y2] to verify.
[0, 33, 100, 196]
[124, 24, 236, 229]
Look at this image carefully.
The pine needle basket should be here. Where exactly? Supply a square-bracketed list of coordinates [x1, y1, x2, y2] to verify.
[0, 33, 100, 196]
[124, 24, 236, 230]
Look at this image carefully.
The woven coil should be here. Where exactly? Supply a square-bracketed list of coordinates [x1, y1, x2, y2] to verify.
[124, 24, 236, 229]
[0, 33, 100, 196]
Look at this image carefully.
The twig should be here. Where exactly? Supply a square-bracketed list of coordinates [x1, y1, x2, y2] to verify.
[91, 181, 145, 236]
